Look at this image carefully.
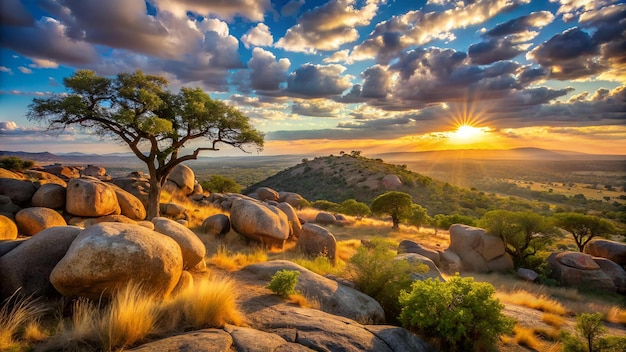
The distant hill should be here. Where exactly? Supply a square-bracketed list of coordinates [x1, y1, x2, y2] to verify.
[376, 147, 625, 162]
[244, 154, 541, 217]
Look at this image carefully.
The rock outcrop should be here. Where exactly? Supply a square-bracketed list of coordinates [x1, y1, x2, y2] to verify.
[152, 217, 205, 269]
[65, 177, 120, 217]
[447, 224, 513, 273]
[15, 207, 67, 236]
[296, 223, 337, 263]
[548, 251, 616, 292]
[584, 239, 626, 266]
[230, 199, 291, 248]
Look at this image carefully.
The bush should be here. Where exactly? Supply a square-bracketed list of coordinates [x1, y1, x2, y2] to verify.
[398, 275, 514, 351]
[346, 237, 426, 323]
[562, 312, 608, 352]
[267, 270, 300, 297]
[0, 156, 34, 172]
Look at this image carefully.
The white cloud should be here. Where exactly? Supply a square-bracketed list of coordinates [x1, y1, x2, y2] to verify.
[149, 0, 271, 21]
[18, 66, 33, 74]
[0, 66, 12, 74]
[241, 23, 274, 49]
[323, 49, 352, 64]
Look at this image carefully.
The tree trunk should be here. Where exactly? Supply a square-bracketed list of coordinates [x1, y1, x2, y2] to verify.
[392, 215, 400, 230]
[146, 173, 161, 220]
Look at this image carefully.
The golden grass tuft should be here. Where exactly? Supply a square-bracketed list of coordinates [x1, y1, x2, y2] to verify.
[496, 289, 567, 315]
[534, 327, 561, 342]
[513, 326, 542, 351]
[208, 245, 267, 271]
[99, 283, 161, 350]
[541, 313, 566, 328]
[166, 276, 244, 329]
[606, 306, 626, 324]
[287, 293, 321, 309]
[289, 255, 345, 276]
[22, 320, 48, 343]
[0, 294, 46, 350]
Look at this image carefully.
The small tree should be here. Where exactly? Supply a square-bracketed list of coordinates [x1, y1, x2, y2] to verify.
[339, 199, 371, 219]
[554, 213, 616, 251]
[431, 213, 477, 234]
[407, 204, 431, 228]
[266, 270, 300, 297]
[399, 275, 514, 351]
[371, 191, 413, 229]
[201, 175, 241, 193]
[480, 210, 557, 267]
[28, 70, 264, 218]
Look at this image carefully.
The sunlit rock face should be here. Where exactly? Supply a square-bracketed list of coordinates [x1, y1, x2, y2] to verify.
[65, 177, 120, 217]
[230, 198, 291, 248]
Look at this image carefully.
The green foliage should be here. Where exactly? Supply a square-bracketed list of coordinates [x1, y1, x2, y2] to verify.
[339, 199, 371, 219]
[407, 204, 431, 227]
[576, 312, 607, 352]
[311, 200, 341, 212]
[479, 210, 557, 267]
[28, 70, 264, 219]
[346, 238, 426, 323]
[398, 275, 514, 351]
[0, 156, 34, 172]
[554, 213, 617, 251]
[266, 270, 300, 297]
[371, 191, 413, 229]
[200, 175, 242, 193]
[432, 213, 477, 231]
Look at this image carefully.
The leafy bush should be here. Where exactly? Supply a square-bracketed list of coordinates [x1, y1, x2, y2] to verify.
[200, 175, 242, 193]
[0, 156, 34, 172]
[266, 270, 300, 297]
[346, 237, 425, 323]
[561, 312, 609, 352]
[398, 275, 514, 351]
[311, 200, 341, 212]
[339, 199, 371, 219]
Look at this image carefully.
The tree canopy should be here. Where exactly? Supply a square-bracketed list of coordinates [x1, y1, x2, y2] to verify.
[371, 191, 413, 229]
[553, 213, 616, 252]
[480, 210, 557, 266]
[28, 70, 264, 218]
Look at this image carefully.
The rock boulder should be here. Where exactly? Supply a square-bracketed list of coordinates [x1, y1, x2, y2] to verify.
[230, 199, 291, 248]
[584, 239, 626, 266]
[65, 177, 120, 217]
[15, 207, 67, 236]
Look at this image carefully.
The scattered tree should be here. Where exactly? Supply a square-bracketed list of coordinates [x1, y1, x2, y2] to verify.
[431, 213, 477, 234]
[407, 204, 431, 228]
[28, 70, 264, 218]
[200, 175, 241, 193]
[554, 213, 616, 251]
[0, 156, 34, 172]
[371, 191, 413, 229]
[480, 210, 557, 267]
[311, 200, 341, 212]
[339, 199, 371, 219]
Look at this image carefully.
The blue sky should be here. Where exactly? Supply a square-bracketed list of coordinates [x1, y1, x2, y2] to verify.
[0, 0, 624, 156]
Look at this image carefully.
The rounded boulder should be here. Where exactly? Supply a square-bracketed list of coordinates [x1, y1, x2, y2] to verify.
[111, 185, 146, 220]
[584, 239, 626, 266]
[31, 183, 66, 210]
[50, 222, 183, 300]
[257, 187, 279, 202]
[201, 214, 231, 237]
[66, 177, 120, 217]
[296, 223, 337, 264]
[166, 164, 195, 195]
[152, 217, 206, 269]
[15, 207, 67, 236]
[0, 214, 18, 240]
[230, 199, 291, 248]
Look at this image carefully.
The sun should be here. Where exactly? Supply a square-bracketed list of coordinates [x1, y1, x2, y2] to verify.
[454, 124, 484, 140]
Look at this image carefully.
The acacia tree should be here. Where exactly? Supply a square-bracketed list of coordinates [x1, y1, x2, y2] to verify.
[28, 70, 264, 219]
[554, 213, 616, 252]
[340, 199, 371, 219]
[371, 191, 413, 229]
[480, 210, 557, 266]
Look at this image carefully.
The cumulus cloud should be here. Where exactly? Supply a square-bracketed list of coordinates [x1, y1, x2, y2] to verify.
[0, 0, 33, 27]
[29, 58, 59, 69]
[284, 63, 353, 98]
[247, 48, 291, 91]
[241, 23, 274, 49]
[323, 49, 352, 63]
[149, 0, 271, 21]
[352, 0, 530, 63]
[0, 66, 12, 74]
[0, 16, 99, 65]
[276, 0, 380, 53]
[551, 0, 619, 22]
[291, 99, 343, 117]
[0, 121, 18, 131]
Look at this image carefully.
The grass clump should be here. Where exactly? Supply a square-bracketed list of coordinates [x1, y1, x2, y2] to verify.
[542, 312, 566, 328]
[209, 245, 267, 271]
[267, 270, 300, 297]
[513, 326, 542, 351]
[496, 289, 567, 315]
[0, 294, 47, 351]
[346, 237, 424, 322]
[399, 275, 515, 352]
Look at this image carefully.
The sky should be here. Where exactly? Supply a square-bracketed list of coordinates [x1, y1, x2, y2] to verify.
[0, 0, 625, 157]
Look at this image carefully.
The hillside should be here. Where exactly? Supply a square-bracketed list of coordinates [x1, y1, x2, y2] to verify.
[245, 154, 542, 217]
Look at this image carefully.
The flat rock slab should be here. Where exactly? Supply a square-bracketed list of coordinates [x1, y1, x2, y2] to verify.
[128, 329, 232, 352]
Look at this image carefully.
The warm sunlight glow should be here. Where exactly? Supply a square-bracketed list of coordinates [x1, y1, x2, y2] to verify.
[454, 124, 483, 140]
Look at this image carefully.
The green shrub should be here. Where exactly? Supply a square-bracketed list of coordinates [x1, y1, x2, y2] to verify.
[562, 312, 608, 352]
[266, 270, 300, 297]
[0, 156, 34, 172]
[398, 275, 514, 351]
[346, 237, 426, 323]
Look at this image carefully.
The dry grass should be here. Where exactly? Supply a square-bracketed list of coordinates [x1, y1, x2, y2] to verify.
[513, 326, 542, 351]
[606, 307, 626, 325]
[542, 313, 566, 328]
[287, 293, 321, 309]
[289, 255, 345, 276]
[0, 294, 47, 350]
[43, 276, 244, 351]
[496, 290, 567, 315]
[164, 276, 244, 329]
[208, 245, 268, 271]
